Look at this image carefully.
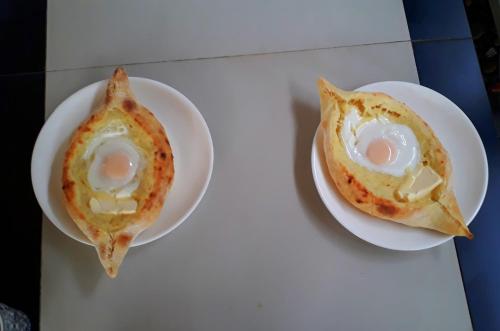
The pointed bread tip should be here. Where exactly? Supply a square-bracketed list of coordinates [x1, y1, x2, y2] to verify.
[317, 77, 350, 98]
[113, 67, 128, 81]
[93, 230, 136, 279]
[453, 218, 473, 239]
[111, 66, 130, 88]
[317, 77, 334, 94]
[97, 242, 122, 279]
[106, 266, 118, 278]
[437, 190, 473, 239]
[317, 77, 328, 88]
[463, 228, 474, 240]
[105, 67, 132, 105]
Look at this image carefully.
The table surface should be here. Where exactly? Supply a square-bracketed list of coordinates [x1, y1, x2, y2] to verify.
[41, 1, 472, 330]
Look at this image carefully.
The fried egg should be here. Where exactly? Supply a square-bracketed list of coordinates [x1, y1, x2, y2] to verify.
[87, 137, 140, 192]
[341, 108, 420, 177]
[84, 123, 142, 198]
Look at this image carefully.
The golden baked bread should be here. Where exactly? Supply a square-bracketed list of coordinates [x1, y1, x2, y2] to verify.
[62, 68, 175, 277]
[318, 78, 472, 238]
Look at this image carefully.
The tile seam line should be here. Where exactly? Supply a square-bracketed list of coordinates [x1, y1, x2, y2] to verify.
[46, 39, 413, 73]
[3, 37, 472, 76]
[46, 36, 473, 73]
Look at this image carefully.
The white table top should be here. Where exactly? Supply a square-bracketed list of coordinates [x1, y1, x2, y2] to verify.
[42, 1, 472, 330]
[46, 0, 409, 71]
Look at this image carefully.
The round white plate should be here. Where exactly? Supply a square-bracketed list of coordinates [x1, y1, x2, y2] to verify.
[312, 81, 488, 251]
[32, 77, 213, 247]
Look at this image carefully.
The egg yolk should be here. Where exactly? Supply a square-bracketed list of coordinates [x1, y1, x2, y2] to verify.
[101, 152, 133, 180]
[366, 138, 396, 165]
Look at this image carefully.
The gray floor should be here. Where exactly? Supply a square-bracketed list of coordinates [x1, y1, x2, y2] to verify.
[42, 1, 472, 330]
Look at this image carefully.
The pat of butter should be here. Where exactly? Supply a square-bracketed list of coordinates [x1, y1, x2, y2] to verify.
[397, 166, 443, 202]
[89, 197, 137, 215]
[115, 179, 139, 199]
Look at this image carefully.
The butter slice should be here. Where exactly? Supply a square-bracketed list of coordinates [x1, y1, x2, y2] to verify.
[89, 197, 137, 215]
[397, 166, 443, 202]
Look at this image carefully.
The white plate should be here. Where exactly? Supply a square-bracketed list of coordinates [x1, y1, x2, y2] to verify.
[311, 81, 488, 251]
[32, 77, 213, 247]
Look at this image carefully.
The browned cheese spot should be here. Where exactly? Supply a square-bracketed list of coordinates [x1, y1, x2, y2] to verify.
[99, 244, 106, 257]
[88, 226, 100, 241]
[325, 90, 346, 106]
[386, 110, 401, 118]
[122, 99, 137, 112]
[62, 180, 74, 191]
[105, 93, 112, 105]
[117, 234, 132, 247]
[376, 203, 397, 216]
[348, 99, 365, 113]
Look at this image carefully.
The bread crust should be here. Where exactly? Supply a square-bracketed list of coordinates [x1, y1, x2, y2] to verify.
[62, 68, 175, 277]
[318, 78, 472, 239]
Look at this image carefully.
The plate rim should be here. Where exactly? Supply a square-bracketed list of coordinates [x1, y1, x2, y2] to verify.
[311, 80, 489, 251]
[31, 76, 214, 247]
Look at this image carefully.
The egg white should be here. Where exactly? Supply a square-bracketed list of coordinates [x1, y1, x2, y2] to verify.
[341, 108, 420, 177]
[87, 135, 141, 193]
[82, 120, 128, 160]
